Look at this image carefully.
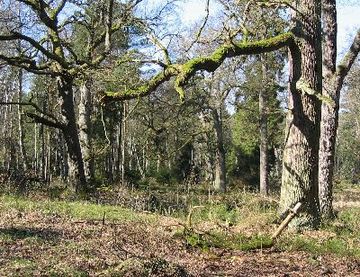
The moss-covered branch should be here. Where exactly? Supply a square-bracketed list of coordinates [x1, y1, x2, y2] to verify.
[103, 32, 294, 102]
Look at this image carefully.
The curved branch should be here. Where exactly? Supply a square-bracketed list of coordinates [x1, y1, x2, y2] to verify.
[185, 0, 210, 52]
[102, 32, 294, 102]
[25, 112, 64, 129]
[0, 54, 54, 75]
[0, 101, 62, 126]
[336, 28, 360, 87]
[0, 32, 68, 68]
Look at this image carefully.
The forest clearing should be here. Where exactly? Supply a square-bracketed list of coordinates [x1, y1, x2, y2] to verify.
[0, 183, 360, 276]
[1, 0, 360, 275]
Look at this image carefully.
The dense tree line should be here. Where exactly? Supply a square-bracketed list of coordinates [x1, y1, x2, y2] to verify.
[0, 0, 359, 229]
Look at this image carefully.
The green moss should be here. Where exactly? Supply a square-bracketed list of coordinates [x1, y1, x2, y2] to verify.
[105, 32, 293, 102]
[180, 228, 273, 252]
[232, 32, 293, 52]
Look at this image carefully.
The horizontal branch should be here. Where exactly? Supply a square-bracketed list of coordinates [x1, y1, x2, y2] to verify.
[0, 101, 63, 128]
[0, 54, 54, 76]
[0, 32, 68, 68]
[102, 32, 294, 102]
[25, 112, 64, 129]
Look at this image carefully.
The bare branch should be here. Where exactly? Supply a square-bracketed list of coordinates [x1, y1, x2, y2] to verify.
[53, 0, 68, 18]
[147, 31, 172, 65]
[0, 101, 61, 124]
[0, 32, 68, 68]
[25, 112, 64, 129]
[0, 54, 54, 75]
[336, 29, 360, 85]
[185, 0, 210, 52]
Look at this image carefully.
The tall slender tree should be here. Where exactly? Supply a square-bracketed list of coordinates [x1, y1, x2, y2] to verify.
[318, 0, 360, 218]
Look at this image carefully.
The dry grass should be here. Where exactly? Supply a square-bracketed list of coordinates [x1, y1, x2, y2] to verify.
[0, 184, 359, 276]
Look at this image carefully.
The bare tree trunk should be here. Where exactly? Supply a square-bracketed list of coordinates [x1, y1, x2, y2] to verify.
[319, 0, 360, 218]
[57, 76, 87, 193]
[318, 0, 337, 218]
[121, 102, 127, 185]
[259, 60, 269, 196]
[212, 107, 226, 192]
[40, 116, 46, 180]
[34, 123, 38, 174]
[17, 69, 28, 172]
[78, 80, 94, 184]
[280, 0, 322, 229]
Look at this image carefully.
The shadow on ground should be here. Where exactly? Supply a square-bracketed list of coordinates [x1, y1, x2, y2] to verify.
[0, 227, 61, 242]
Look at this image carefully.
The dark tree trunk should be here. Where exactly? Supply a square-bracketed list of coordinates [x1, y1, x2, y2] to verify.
[57, 76, 87, 193]
[280, 0, 322, 229]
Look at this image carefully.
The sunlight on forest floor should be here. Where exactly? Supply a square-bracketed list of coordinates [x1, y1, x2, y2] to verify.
[0, 183, 359, 276]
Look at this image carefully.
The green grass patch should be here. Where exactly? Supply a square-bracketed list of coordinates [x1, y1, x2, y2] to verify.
[2, 258, 37, 276]
[0, 194, 157, 223]
[279, 235, 360, 257]
[277, 207, 360, 258]
[177, 229, 273, 252]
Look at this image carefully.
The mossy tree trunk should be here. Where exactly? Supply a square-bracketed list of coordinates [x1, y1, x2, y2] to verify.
[279, 0, 323, 229]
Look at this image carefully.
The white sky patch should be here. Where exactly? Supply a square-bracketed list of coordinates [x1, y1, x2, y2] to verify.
[337, 5, 360, 56]
[179, 0, 219, 24]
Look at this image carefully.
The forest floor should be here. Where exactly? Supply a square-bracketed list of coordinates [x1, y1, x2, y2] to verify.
[0, 182, 359, 276]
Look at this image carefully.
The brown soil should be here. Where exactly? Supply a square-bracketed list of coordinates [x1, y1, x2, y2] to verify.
[0, 210, 359, 276]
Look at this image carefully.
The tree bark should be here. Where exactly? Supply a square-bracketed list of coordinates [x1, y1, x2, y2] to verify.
[121, 102, 127, 185]
[259, 59, 269, 196]
[78, 79, 94, 184]
[17, 69, 28, 172]
[319, 0, 360, 218]
[212, 107, 226, 192]
[57, 76, 87, 193]
[318, 0, 337, 219]
[280, 0, 322, 229]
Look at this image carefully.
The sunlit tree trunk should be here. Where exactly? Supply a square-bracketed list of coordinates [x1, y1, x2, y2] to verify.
[17, 69, 28, 172]
[280, 0, 322, 229]
[212, 107, 226, 192]
[259, 60, 269, 196]
[78, 79, 94, 184]
[319, 0, 360, 218]
[318, 0, 337, 219]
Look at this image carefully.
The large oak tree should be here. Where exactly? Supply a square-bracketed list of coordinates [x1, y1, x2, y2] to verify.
[102, 0, 359, 227]
[0, 0, 141, 192]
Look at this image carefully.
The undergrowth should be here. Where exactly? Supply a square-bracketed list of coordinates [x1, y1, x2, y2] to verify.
[0, 182, 359, 266]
